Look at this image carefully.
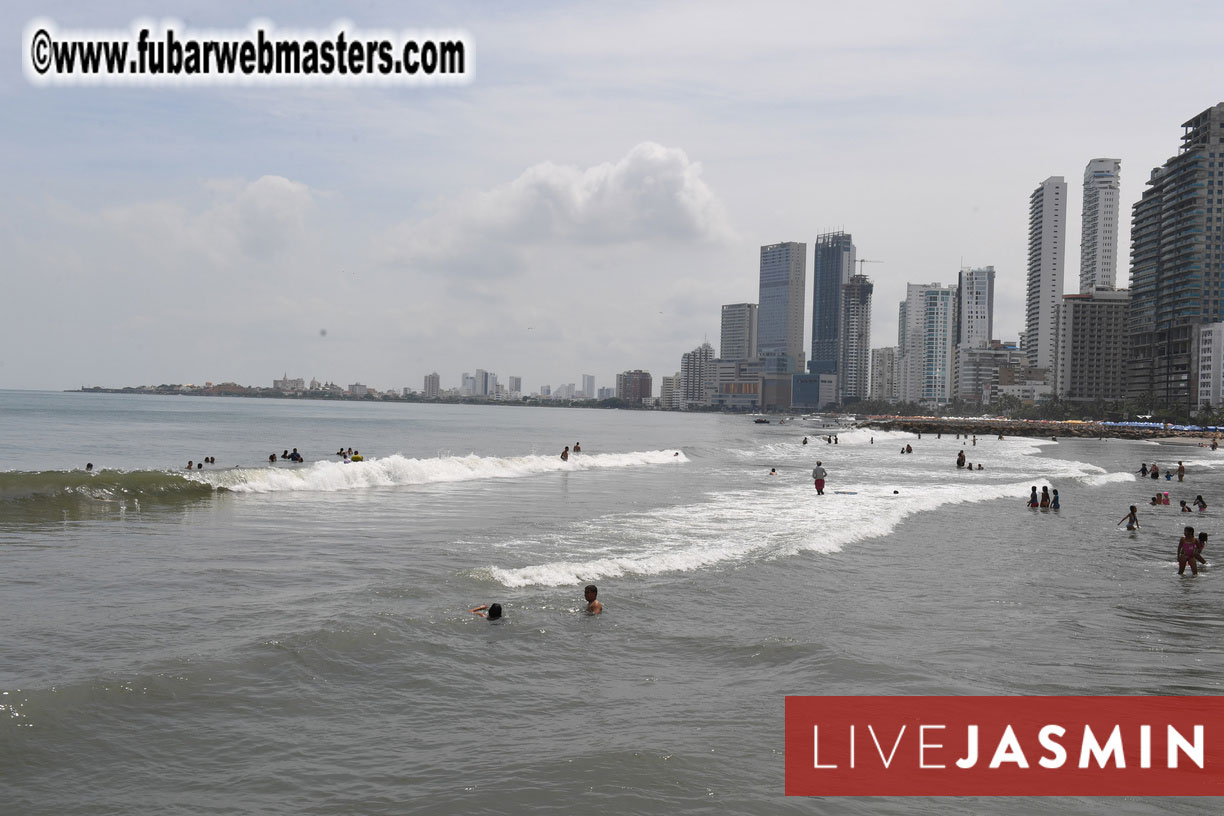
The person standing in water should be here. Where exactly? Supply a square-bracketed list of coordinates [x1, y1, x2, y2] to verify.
[1119, 506, 1140, 531]
[560, 446, 570, 462]
[584, 584, 603, 615]
[811, 462, 827, 495]
[1051, 489, 1060, 510]
[1177, 461, 1185, 481]
[1039, 486, 1051, 508]
[1178, 526, 1200, 576]
[1027, 486, 1039, 508]
[573, 442, 581, 453]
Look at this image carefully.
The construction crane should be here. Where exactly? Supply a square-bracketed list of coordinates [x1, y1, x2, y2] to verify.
[856, 259, 882, 274]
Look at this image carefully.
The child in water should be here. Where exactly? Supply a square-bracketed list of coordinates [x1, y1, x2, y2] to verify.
[1119, 506, 1140, 531]
[1027, 486, 1039, 508]
[1194, 495, 1208, 512]
[1051, 489, 1060, 510]
[1178, 527, 1200, 576]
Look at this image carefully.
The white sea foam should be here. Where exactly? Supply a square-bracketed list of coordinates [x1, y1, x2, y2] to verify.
[203, 450, 687, 494]
[485, 439, 1121, 587]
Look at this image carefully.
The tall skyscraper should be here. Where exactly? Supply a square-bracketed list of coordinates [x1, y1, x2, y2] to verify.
[1026, 176, 1067, 372]
[680, 342, 715, 408]
[582, 374, 595, 398]
[1127, 103, 1224, 409]
[1080, 158, 1121, 293]
[838, 274, 873, 402]
[810, 232, 856, 375]
[899, 283, 957, 405]
[423, 372, 440, 399]
[956, 266, 995, 349]
[720, 303, 758, 361]
[508, 376, 522, 394]
[757, 242, 806, 373]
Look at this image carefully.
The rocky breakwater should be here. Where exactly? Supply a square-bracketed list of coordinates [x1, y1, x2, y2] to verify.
[857, 417, 1218, 442]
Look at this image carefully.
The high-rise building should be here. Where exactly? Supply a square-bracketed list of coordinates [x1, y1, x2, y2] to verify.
[616, 370, 653, 405]
[899, 283, 957, 405]
[1196, 323, 1224, 409]
[956, 341, 1026, 404]
[956, 266, 995, 350]
[757, 242, 807, 373]
[810, 232, 856, 375]
[473, 369, 491, 397]
[1080, 159, 1122, 293]
[838, 274, 873, 402]
[720, 303, 758, 361]
[508, 376, 522, 395]
[1056, 289, 1129, 402]
[659, 372, 682, 410]
[1026, 176, 1067, 372]
[423, 372, 440, 399]
[680, 342, 715, 408]
[870, 347, 899, 402]
[1127, 103, 1224, 409]
[581, 374, 595, 399]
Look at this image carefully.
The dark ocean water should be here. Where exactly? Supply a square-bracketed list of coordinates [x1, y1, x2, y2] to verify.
[1, 391, 1222, 814]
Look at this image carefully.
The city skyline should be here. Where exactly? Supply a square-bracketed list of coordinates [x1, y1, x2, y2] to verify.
[4, 3, 1224, 392]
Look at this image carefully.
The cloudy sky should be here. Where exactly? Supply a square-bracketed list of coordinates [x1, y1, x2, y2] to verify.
[4, 1, 1224, 394]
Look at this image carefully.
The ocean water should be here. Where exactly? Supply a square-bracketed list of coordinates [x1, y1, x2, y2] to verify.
[1, 390, 1222, 814]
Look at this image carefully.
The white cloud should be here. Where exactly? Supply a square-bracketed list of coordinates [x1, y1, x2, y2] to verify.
[383, 141, 733, 276]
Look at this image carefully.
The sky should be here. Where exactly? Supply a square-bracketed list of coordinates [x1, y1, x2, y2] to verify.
[4, 1, 1224, 394]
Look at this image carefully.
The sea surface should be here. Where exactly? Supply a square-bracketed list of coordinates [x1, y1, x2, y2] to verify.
[1, 389, 1222, 814]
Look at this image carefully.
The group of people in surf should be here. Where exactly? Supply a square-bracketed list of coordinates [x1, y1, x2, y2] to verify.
[1119, 497, 1212, 577]
[1138, 461, 1186, 482]
[186, 457, 216, 469]
[269, 448, 305, 463]
[560, 442, 581, 461]
[471, 584, 602, 624]
[1027, 485, 1061, 510]
[956, 449, 985, 471]
[332, 447, 363, 462]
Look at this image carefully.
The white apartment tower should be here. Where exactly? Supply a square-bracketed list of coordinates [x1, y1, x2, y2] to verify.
[423, 372, 441, 399]
[956, 266, 995, 349]
[680, 342, 715, 408]
[720, 303, 759, 361]
[1080, 158, 1121, 293]
[1026, 176, 1067, 372]
[899, 283, 957, 405]
[581, 374, 595, 399]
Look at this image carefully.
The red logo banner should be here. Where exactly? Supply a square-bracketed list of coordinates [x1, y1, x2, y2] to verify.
[785, 696, 1224, 796]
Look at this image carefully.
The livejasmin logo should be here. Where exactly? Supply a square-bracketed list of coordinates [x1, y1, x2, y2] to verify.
[785, 696, 1224, 796]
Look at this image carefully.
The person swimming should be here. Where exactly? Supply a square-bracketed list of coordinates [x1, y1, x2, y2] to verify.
[470, 603, 503, 621]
